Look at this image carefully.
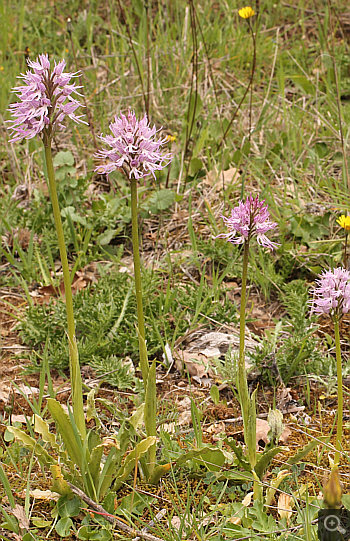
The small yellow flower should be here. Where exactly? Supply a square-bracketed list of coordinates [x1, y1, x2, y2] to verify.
[337, 215, 350, 231]
[238, 6, 255, 19]
[166, 134, 176, 143]
[0, 66, 4, 71]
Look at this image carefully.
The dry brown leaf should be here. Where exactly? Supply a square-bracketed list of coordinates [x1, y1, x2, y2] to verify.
[12, 504, 30, 531]
[178, 409, 192, 426]
[205, 422, 225, 435]
[256, 418, 291, 447]
[174, 351, 210, 377]
[277, 493, 293, 522]
[242, 491, 254, 507]
[16, 489, 60, 502]
[204, 167, 240, 189]
[10, 415, 28, 424]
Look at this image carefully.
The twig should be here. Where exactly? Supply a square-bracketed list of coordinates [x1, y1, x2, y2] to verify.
[68, 482, 166, 541]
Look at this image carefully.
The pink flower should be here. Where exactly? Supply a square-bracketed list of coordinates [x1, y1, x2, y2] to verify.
[217, 195, 279, 250]
[95, 110, 172, 180]
[7, 54, 87, 143]
[311, 267, 350, 321]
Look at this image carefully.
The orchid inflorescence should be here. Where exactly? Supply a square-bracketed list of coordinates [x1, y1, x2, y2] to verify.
[217, 195, 279, 250]
[7, 53, 87, 143]
[311, 267, 350, 322]
[95, 110, 172, 181]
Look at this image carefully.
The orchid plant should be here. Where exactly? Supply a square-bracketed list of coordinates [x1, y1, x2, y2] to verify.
[217, 195, 279, 498]
[7, 54, 87, 438]
[95, 110, 172, 476]
[311, 266, 350, 467]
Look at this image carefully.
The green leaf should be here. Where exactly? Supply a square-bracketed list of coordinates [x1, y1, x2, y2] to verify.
[147, 189, 175, 211]
[57, 495, 81, 518]
[224, 437, 251, 471]
[47, 399, 84, 471]
[210, 385, 220, 405]
[55, 516, 73, 537]
[77, 526, 112, 540]
[254, 447, 283, 480]
[97, 228, 118, 246]
[189, 157, 202, 177]
[129, 403, 145, 429]
[6, 427, 56, 468]
[31, 517, 52, 528]
[314, 142, 328, 159]
[50, 465, 73, 496]
[113, 437, 157, 491]
[53, 151, 74, 167]
[286, 436, 328, 466]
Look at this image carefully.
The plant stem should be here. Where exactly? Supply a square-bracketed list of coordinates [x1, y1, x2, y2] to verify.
[43, 142, 86, 439]
[130, 176, 149, 384]
[238, 240, 250, 429]
[334, 320, 343, 466]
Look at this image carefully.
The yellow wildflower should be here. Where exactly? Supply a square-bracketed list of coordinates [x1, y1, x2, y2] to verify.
[166, 134, 176, 143]
[337, 215, 350, 231]
[238, 6, 255, 19]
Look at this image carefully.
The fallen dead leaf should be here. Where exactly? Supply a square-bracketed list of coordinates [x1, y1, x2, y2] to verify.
[242, 491, 254, 507]
[277, 493, 293, 522]
[256, 418, 291, 448]
[16, 489, 60, 502]
[12, 504, 30, 531]
[174, 351, 210, 378]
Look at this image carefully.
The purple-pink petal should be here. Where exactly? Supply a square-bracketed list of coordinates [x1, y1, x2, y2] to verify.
[95, 109, 172, 181]
[217, 195, 279, 250]
[7, 53, 87, 142]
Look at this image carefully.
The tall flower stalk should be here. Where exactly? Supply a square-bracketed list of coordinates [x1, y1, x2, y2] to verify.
[8, 54, 87, 438]
[311, 266, 350, 466]
[95, 110, 171, 474]
[218, 195, 278, 496]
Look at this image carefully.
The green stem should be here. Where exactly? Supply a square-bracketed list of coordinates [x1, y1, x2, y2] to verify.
[334, 320, 343, 466]
[238, 240, 250, 430]
[130, 177, 148, 383]
[44, 143, 86, 439]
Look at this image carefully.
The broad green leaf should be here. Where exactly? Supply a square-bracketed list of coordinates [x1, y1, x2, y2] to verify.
[98, 447, 121, 500]
[129, 403, 145, 429]
[147, 189, 175, 211]
[55, 516, 73, 537]
[87, 444, 104, 490]
[77, 525, 112, 540]
[255, 447, 284, 480]
[50, 465, 72, 496]
[210, 385, 220, 405]
[224, 437, 251, 471]
[6, 427, 55, 468]
[57, 495, 81, 518]
[31, 517, 52, 528]
[53, 150, 74, 167]
[34, 415, 59, 450]
[47, 399, 84, 471]
[148, 463, 171, 485]
[113, 436, 156, 491]
[286, 436, 328, 467]
[189, 157, 202, 177]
